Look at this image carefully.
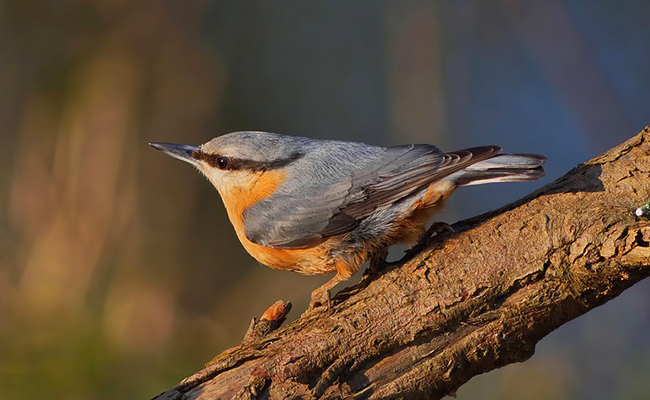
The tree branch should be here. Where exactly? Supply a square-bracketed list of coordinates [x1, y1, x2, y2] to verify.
[154, 128, 650, 400]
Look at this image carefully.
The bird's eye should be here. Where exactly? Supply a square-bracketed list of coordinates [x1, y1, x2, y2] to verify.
[216, 156, 231, 170]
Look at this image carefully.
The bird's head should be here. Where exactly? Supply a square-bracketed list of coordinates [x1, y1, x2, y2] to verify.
[149, 131, 305, 195]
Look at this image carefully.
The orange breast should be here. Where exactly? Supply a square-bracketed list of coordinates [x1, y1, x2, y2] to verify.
[219, 170, 335, 275]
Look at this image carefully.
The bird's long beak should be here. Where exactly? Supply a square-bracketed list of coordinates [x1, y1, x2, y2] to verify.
[149, 142, 200, 166]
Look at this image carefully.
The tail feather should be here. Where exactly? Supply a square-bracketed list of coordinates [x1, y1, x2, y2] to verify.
[451, 153, 546, 186]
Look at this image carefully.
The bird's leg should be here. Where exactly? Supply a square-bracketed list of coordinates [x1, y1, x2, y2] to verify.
[309, 273, 346, 309]
[424, 221, 455, 239]
[358, 247, 389, 287]
[400, 221, 454, 262]
[369, 247, 389, 275]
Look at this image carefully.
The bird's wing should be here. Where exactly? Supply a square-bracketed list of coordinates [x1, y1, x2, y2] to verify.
[244, 144, 501, 249]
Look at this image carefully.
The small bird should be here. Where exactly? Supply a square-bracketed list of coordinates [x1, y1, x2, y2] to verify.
[150, 132, 545, 308]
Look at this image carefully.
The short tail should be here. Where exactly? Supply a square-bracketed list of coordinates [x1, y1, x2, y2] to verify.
[451, 153, 546, 186]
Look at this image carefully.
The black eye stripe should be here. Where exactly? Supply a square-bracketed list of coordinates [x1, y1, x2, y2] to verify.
[191, 150, 304, 172]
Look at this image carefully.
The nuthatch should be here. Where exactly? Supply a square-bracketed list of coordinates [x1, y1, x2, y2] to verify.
[150, 132, 545, 308]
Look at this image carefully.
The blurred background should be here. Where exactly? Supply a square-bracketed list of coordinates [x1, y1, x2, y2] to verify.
[1, 1, 649, 399]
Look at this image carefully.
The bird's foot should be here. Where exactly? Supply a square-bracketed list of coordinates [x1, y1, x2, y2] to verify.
[306, 273, 349, 312]
[308, 287, 332, 311]
[425, 221, 455, 238]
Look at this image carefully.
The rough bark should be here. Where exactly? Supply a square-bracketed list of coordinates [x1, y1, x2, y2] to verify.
[155, 128, 650, 400]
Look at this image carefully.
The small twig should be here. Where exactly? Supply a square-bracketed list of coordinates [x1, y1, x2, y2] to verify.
[241, 300, 292, 345]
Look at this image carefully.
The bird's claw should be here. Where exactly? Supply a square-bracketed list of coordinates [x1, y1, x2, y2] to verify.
[425, 221, 455, 237]
[308, 288, 331, 310]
